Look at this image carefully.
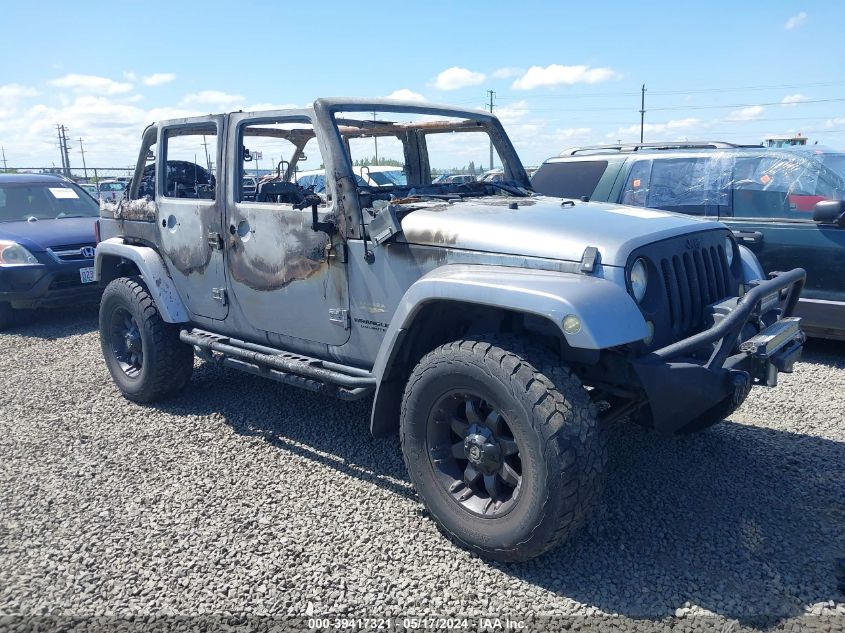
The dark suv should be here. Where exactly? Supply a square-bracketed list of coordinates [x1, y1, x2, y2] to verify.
[532, 142, 845, 340]
[0, 174, 101, 329]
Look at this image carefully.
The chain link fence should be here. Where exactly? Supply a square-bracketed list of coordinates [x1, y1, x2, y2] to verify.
[1, 166, 136, 184]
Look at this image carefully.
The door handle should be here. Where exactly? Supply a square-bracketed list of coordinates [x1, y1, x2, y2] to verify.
[733, 230, 764, 245]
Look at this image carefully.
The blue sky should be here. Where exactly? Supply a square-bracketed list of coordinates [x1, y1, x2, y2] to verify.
[1, 0, 843, 168]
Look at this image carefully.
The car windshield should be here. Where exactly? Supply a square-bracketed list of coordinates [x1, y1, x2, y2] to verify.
[368, 170, 407, 186]
[818, 153, 845, 180]
[0, 182, 100, 222]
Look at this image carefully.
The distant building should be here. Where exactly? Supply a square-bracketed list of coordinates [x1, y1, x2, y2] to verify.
[764, 134, 808, 148]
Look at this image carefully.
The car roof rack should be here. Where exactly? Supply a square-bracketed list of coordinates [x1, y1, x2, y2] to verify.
[558, 142, 764, 156]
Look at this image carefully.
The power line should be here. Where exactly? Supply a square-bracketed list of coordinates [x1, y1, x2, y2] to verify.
[651, 97, 845, 112]
[497, 96, 845, 115]
[487, 89, 496, 170]
[495, 79, 845, 101]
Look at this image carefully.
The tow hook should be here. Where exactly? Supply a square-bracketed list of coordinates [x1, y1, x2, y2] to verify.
[729, 371, 751, 407]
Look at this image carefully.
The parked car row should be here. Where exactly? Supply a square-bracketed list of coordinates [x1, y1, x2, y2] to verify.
[3, 137, 843, 343]
[72, 179, 128, 203]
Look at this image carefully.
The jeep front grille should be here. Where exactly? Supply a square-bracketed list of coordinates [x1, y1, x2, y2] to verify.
[660, 244, 732, 340]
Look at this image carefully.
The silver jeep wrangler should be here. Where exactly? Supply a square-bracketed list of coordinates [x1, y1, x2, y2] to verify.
[96, 99, 806, 561]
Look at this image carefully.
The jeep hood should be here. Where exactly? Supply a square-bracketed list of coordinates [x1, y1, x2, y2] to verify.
[399, 195, 726, 267]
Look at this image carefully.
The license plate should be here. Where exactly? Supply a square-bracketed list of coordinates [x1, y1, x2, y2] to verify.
[79, 267, 96, 284]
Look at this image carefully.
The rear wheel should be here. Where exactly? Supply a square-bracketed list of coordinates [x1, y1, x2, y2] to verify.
[400, 336, 605, 562]
[99, 276, 193, 402]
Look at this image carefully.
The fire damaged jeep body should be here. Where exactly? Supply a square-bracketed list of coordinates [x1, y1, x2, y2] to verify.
[96, 99, 806, 561]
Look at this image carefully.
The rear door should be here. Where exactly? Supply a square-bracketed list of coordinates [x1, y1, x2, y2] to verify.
[155, 116, 228, 319]
[720, 154, 845, 303]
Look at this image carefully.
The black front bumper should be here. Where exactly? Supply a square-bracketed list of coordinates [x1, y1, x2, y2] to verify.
[632, 268, 807, 434]
[0, 263, 102, 309]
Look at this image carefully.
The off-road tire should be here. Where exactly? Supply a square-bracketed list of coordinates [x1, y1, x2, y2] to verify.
[99, 276, 193, 403]
[0, 301, 17, 331]
[400, 335, 606, 562]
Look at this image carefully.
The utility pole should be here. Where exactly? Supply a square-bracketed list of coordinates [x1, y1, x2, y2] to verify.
[78, 138, 88, 180]
[56, 124, 71, 176]
[373, 111, 378, 164]
[487, 89, 496, 170]
[61, 126, 71, 176]
[1, 146, 7, 172]
[56, 125, 67, 174]
[639, 84, 646, 144]
[201, 136, 211, 172]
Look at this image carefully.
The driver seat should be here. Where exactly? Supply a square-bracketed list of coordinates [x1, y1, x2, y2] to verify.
[255, 180, 305, 205]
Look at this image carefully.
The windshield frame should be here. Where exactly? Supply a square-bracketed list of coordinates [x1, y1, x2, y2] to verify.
[316, 99, 530, 190]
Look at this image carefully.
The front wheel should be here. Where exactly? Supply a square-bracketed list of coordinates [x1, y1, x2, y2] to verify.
[99, 276, 193, 403]
[400, 336, 605, 562]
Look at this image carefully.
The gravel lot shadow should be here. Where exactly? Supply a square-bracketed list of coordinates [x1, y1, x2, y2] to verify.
[1, 304, 99, 340]
[155, 359, 843, 623]
[505, 420, 845, 623]
[155, 360, 414, 500]
[803, 336, 845, 363]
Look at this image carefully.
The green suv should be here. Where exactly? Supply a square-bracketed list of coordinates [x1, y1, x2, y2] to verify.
[532, 142, 845, 340]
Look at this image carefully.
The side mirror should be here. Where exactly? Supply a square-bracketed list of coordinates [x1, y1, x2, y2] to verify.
[813, 200, 845, 227]
[243, 147, 253, 162]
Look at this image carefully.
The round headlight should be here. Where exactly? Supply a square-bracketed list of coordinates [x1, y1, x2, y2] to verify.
[630, 258, 648, 303]
[725, 236, 735, 266]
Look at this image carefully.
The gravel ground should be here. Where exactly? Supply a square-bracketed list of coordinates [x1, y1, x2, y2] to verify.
[0, 306, 843, 632]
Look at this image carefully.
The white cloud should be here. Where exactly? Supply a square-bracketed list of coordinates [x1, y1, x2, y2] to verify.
[242, 102, 302, 111]
[0, 84, 41, 121]
[493, 100, 528, 124]
[492, 67, 523, 79]
[511, 64, 619, 90]
[607, 118, 701, 140]
[385, 89, 427, 102]
[784, 11, 807, 30]
[142, 73, 176, 86]
[825, 117, 845, 128]
[430, 67, 486, 91]
[726, 105, 764, 121]
[551, 127, 592, 148]
[123, 71, 138, 82]
[0, 84, 39, 99]
[781, 93, 808, 107]
[50, 74, 134, 95]
[181, 90, 244, 107]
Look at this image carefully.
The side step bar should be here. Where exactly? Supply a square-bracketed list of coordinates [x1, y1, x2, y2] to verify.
[180, 328, 375, 401]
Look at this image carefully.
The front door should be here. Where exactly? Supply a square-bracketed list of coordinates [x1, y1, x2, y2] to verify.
[156, 116, 228, 320]
[723, 154, 845, 303]
[223, 111, 350, 345]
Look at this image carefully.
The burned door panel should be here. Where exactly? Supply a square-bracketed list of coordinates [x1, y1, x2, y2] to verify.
[155, 118, 228, 320]
[224, 113, 350, 345]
